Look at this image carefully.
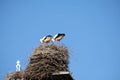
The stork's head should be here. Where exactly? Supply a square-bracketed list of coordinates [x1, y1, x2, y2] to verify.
[16, 60, 20, 64]
[40, 39, 44, 43]
[51, 38, 55, 42]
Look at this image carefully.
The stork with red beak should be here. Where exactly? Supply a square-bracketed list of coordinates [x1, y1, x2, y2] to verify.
[52, 33, 65, 45]
[40, 35, 53, 44]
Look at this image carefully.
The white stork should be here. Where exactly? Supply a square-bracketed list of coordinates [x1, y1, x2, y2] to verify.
[16, 60, 21, 71]
[52, 33, 65, 45]
[40, 35, 53, 44]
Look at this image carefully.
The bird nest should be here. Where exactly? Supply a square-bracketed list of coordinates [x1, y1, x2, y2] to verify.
[6, 71, 23, 80]
[23, 44, 69, 80]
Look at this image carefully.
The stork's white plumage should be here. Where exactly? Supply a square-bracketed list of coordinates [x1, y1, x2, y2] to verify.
[52, 33, 65, 45]
[40, 35, 53, 44]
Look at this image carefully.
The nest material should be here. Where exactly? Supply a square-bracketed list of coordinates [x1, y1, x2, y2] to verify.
[23, 44, 69, 80]
[6, 71, 23, 80]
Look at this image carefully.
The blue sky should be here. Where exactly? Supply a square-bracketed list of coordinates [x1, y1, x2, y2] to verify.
[0, 0, 120, 80]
